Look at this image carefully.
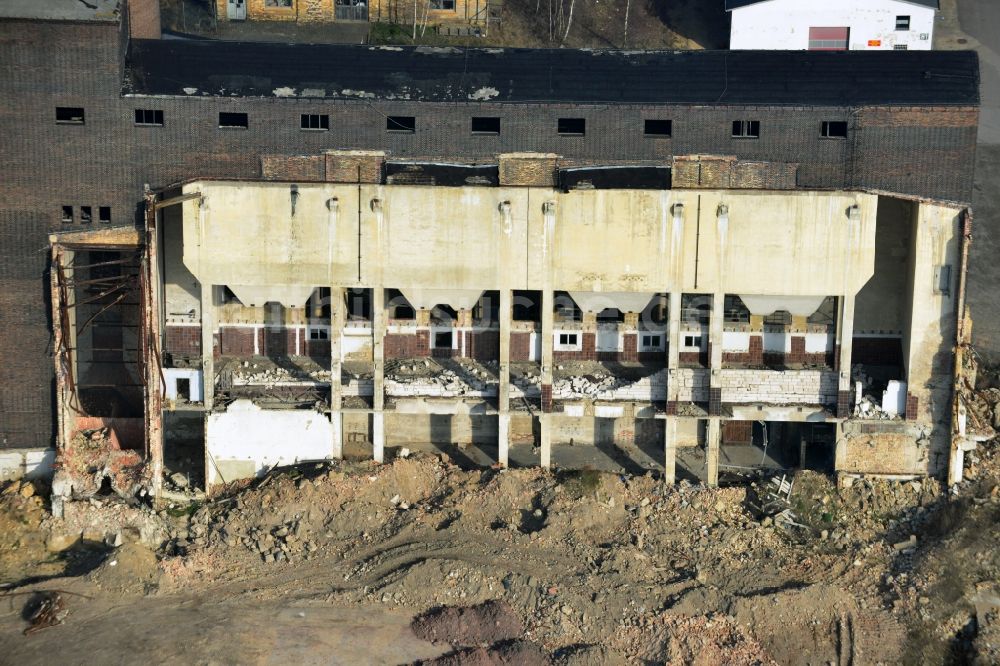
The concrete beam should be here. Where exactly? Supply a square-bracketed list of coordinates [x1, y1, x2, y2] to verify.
[373, 287, 386, 463]
[540, 413, 552, 469]
[200, 282, 214, 411]
[664, 415, 678, 484]
[706, 417, 721, 487]
[498, 289, 512, 467]
[330, 286, 345, 459]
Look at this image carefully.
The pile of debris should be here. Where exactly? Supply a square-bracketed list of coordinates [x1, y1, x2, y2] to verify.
[386, 359, 496, 397]
[226, 361, 330, 388]
[851, 364, 902, 420]
[50, 428, 149, 516]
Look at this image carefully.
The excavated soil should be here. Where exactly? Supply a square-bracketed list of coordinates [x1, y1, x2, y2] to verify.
[2, 433, 1000, 663]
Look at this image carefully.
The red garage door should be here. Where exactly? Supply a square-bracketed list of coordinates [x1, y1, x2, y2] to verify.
[808, 27, 849, 51]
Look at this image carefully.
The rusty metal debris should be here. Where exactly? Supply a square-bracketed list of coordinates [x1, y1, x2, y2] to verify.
[1, 590, 92, 636]
[24, 591, 68, 635]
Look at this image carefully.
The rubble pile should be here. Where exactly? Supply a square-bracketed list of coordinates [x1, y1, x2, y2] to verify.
[851, 364, 898, 420]
[7, 392, 1000, 661]
[963, 386, 1000, 438]
[386, 359, 498, 398]
[50, 428, 150, 515]
[227, 360, 331, 387]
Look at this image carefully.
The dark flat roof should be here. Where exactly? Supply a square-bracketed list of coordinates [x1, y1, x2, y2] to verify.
[126, 41, 978, 107]
[726, 0, 937, 9]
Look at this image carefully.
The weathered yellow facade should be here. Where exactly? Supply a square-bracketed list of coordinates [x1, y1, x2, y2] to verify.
[215, 0, 488, 25]
[155, 158, 966, 490]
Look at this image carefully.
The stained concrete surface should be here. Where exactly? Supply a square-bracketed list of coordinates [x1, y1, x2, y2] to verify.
[0, 593, 446, 665]
[951, 0, 1000, 361]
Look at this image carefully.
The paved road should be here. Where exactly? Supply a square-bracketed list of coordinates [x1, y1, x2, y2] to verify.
[954, 0, 1000, 361]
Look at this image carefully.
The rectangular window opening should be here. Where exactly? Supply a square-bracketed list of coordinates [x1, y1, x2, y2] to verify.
[300, 113, 330, 131]
[558, 333, 579, 346]
[731, 120, 760, 138]
[644, 119, 672, 137]
[896, 15, 910, 30]
[430, 0, 456, 8]
[821, 121, 848, 138]
[99, 206, 111, 223]
[56, 107, 85, 124]
[218, 112, 249, 129]
[61, 206, 73, 224]
[134, 109, 164, 126]
[471, 116, 500, 135]
[80, 206, 93, 224]
[683, 334, 702, 348]
[309, 327, 329, 340]
[434, 331, 453, 349]
[176, 378, 191, 401]
[387, 116, 416, 133]
[894, 44, 908, 50]
[558, 118, 586, 136]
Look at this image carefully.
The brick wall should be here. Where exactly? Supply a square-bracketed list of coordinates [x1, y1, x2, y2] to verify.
[839, 432, 926, 475]
[465, 330, 499, 362]
[722, 420, 752, 445]
[554, 332, 596, 362]
[385, 331, 430, 359]
[220, 327, 257, 356]
[717, 369, 839, 405]
[165, 325, 201, 356]
[0, 19, 977, 448]
[511, 332, 532, 362]
[261, 154, 325, 181]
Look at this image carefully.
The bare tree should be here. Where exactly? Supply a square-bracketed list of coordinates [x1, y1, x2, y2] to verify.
[623, 0, 630, 47]
[561, 0, 574, 43]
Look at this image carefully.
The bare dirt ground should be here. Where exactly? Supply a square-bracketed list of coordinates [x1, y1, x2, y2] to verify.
[3, 418, 1000, 664]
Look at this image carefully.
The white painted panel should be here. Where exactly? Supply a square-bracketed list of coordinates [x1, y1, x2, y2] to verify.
[563, 404, 585, 417]
[25, 449, 56, 479]
[595, 405, 625, 418]
[164, 368, 204, 402]
[805, 332, 834, 354]
[723, 330, 750, 352]
[342, 329, 371, 360]
[763, 331, 790, 353]
[882, 380, 907, 416]
[730, 0, 935, 51]
[596, 329, 621, 352]
[207, 400, 334, 486]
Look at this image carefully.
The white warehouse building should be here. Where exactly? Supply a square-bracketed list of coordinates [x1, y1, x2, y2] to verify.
[727, 0, 937, 51]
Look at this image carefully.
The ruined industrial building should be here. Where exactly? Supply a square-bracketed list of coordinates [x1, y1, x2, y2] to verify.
[0, 1, 984, 508]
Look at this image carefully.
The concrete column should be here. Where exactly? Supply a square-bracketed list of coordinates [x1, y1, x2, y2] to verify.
[708, 293, 724, 416]
[540, 289, 554, 468]
[709, 293, 724, 370]
[415, 308, 431, 327]
[581, 310, 597, 331]
[540, 413, 552, 468]
[667, 291, 681, 386]
[456, 308, 473, 328]
[498, 289, 512, 467]
[706, 417, 721, 487]
[835, 294, 856, 418]
[373, 286, 386, 463]
[330, 287, 345, 459]
[200, 282, 214, 411]
[664, 415, 678, 484]
[623, 311, 639, 329]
